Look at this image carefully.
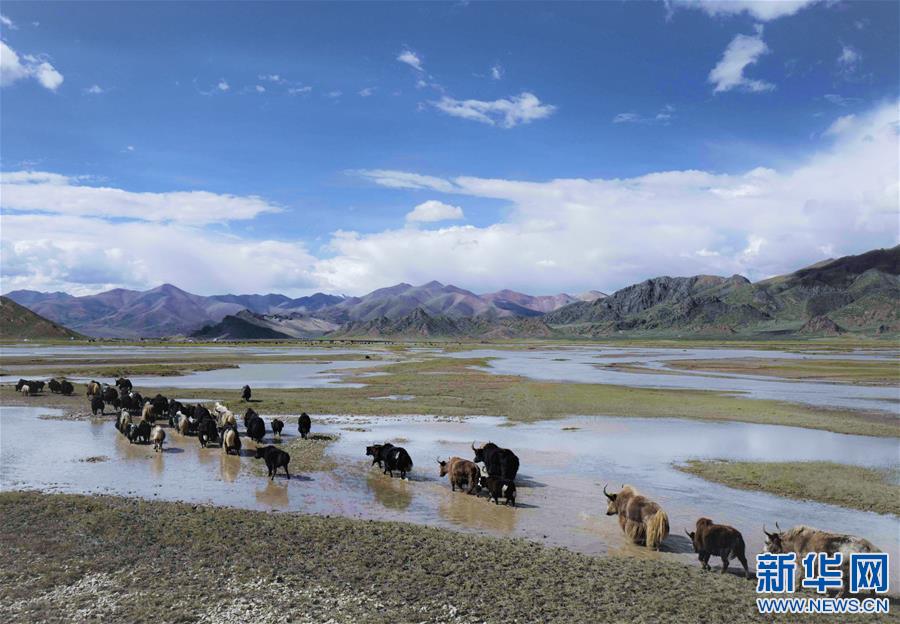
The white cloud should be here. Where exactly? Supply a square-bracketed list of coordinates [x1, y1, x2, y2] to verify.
[288, 86, 312, 95]
[331, 101, 899, 294]
[490, 64, 503, 80]
[258, 74, 285, 84]
[326, 90, 342, 98]
[1, 13, 17, 29]
[356, 169, 457, 192]
[254, 84, 266, 93]
[613, 105, 675, 125]
[4, 102, 897, 298]
[358, 87, 375, 97]
[824, 113, 855, 136]
[397, 49, 424, 72]
[837, 44, 861, 77]
[217, 79, 230, 92]
[708, 28, 774, 93]
[823, 93, 860, 107]
[1, 214, 318, 296]
[406, 200, 465, 223]
[670, 0, 820, 21]
[0, 171, 281, 225]
[432, 92, 556, 128]
[83, 84, 104, 95]
[0, 41, 63, 91]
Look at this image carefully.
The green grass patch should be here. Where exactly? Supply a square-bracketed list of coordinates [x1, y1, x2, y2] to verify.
[677, 459, 900, 516]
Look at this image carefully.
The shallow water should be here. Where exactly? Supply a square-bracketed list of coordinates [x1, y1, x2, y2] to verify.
[2, 405, 897, 586]
[449, 347, 900, 413]
[74, 360, 386, 389]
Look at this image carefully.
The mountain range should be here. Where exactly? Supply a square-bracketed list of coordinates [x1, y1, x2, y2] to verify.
[4, 246, 897, 339]
[5, 281, 604, 339]
[0, 296, 84, 341]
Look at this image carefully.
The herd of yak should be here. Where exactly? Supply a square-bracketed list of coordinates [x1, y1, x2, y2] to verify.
[14, 375, 885, 595]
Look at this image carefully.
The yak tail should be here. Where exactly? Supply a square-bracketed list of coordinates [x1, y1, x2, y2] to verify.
[646, 510, 669, 550]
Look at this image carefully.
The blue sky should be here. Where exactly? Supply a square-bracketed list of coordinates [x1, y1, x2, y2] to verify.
[1, 1, 898, 296]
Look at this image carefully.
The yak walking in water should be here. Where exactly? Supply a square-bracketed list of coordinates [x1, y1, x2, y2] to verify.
[604, 484, 669, 550]
[437, 457, 480, 494]
[298, 412, 311, 439]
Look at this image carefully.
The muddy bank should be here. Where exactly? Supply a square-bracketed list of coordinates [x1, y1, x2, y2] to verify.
[0, 491, 873, 624]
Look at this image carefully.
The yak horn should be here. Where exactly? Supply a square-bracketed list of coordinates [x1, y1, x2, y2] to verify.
[775, 521, 782, 532]
[763, 524, 774, 538]
[684, 529, 692, 538]
[471, 441, 477, 451]
[602, 483, 614, 499]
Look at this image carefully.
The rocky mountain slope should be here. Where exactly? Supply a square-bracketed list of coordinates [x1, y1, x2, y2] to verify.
[545, 246, 899, 336]
[0, 296, 84, 340]
[192, 310, 339, 340]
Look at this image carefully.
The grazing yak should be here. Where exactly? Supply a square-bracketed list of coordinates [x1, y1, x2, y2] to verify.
[271, 418, 284, 442]
[101, 386, 120, 409]
[437, 457, 481, 494]
[298, 412, 311, 439]
[480, 475, 516, 507]
[128, 421, 151, 444]
[241, 385, 252, 402]
[86, 380, 102, 397]
[59, 380, 74, 395]
[255, 445, 291, 480]
[115, 377, 133, 391]
[223, 426, 242, 455]
[604, 484, 670, 550]
[366, 443, 413, 477]
[764, 524, 879, 596]
[91, 396, 105, 415]
[686, 517, 750, 578]
[150, 425, 166, 452]
[472, 442, 519, 483]
[176, 412, 192, 435]
[19, 384, 31, 397]
[117, 410, 133, 435]
[149, 394, 169, 418]
[16, 379, 44, 394]
[141, 401, 156, 423]
[198, 416, 220, 448]
[48, 379, 62, 394]
[366, 443, 394, 469]
[243, 408, 259, 429]
[246, 415, 266, 443]
[168, 400, 186, 427]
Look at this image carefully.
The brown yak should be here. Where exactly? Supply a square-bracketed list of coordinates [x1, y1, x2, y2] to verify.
[686, 517, 750, 578]
[764, 524, 880, 596]
[604, 484, 669, 550]
[437, 457, 481, 494]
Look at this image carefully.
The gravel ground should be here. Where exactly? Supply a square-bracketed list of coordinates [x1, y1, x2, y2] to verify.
[2, 492, 896, 623]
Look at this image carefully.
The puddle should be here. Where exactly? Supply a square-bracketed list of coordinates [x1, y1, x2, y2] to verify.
[370, 395, 415, 401]
[1, 405, 897, 586]
[449, 347, 900, 413]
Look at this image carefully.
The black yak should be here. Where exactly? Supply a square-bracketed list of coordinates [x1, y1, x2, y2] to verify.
[255, 445, 290, 480]
[298, 412, 311, 439]
[480, 475, 516, 507]
[472, 441, 519, 482]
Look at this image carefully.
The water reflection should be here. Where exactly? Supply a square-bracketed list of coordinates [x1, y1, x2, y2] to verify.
[366, 472, 413, 511]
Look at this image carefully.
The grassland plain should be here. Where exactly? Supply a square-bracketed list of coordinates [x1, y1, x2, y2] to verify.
[677, 460, 900, 516]
[3, 491, 894, 624]
[2, 354, 898, 437]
